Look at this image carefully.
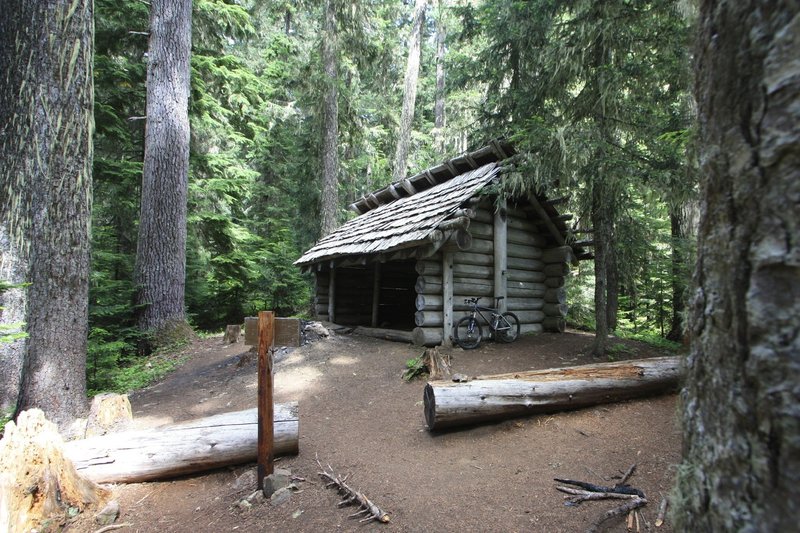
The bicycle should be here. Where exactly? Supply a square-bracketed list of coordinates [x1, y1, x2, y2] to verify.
[453, 296, 520, 349]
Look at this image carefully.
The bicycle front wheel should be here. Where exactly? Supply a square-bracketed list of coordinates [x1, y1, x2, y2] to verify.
[495, 312, 520, 343]
[454, 316, 482, 349]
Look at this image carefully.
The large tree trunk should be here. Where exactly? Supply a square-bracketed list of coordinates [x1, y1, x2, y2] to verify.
[433, 0, 446, 152]
[424, 356, 681, 431]
[0, 0, 93, 426]
[0, 226, 26, 417]
[392, 0, 427, 182]
[64, 403, 299, 483]
[134, 0, 192, 339]
[319, 0, 340, 236]
[675, 3, 800, 530]
[666, 208, 687, 341]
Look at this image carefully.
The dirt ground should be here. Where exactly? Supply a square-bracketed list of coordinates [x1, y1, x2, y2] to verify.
[76, 328, 683, 532]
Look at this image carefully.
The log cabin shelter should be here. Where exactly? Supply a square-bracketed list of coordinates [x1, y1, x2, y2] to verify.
[294, 140, 593, 347]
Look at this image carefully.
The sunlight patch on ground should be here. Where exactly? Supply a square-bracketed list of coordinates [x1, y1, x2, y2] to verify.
[328, 355, 358, 366]
[275, 365, 323, 397]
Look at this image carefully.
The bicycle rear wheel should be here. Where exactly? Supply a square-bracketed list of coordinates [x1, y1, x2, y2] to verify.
[495, 312, 520, 343]
[454, 316, 482, 349]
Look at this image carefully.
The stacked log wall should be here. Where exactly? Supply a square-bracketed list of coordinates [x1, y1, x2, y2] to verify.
[541, 245, 571, 332]
[315, 269, 330, 322]
[413, 201, 554, 344]
[505, 203, 547, 334]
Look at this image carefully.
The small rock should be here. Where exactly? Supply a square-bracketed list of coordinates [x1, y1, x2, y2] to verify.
[237, 499, 252, 510]
[305, 322, 329, 337]
[231, 469, 257, 492]
[94, 500, 120, 526]
[246, 490, 265, 503]
[262, 469, 292, 497]
[270, 487, 292, 506]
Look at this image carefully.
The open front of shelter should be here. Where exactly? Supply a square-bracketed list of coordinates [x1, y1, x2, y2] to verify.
[295, 140, 592, 346]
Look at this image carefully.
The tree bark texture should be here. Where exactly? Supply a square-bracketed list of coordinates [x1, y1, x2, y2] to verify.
[0, 0, 94, 426]
[392, 0, 427, 182]
[424, 356, 681, 431]
[675, 3, 800, 531]
[134, 0, 191, 335]
[0, 226, 26, 416]
[319, 0, 340, 236]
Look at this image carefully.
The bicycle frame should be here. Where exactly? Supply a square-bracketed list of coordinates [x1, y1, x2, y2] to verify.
[465, 302, 512, 333]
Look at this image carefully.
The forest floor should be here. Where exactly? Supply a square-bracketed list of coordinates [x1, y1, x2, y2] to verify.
[79, 327, 683, 533]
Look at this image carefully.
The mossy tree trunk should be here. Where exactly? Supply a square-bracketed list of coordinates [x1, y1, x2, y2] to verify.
[0, 0, 94, 427]
[675, 2, 800, 529]
[134, 0, 192, 343]
[319, 0, 339, 237]
[391, 0, 427, 182]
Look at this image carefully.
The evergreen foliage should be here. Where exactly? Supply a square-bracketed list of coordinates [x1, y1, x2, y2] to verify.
[86, 0, 696, 391]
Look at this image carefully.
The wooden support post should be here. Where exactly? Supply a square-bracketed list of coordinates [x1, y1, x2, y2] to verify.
[493, 198, 508, 313]
[371, 262, 381, 327]
[257, 310, 275, 490]
[442, 252, 454, 347]
[328, 266, 336, 323]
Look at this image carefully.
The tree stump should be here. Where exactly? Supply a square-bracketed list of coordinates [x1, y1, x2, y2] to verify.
[223, 324, 241, 344]
[0, 409, 110, 533]
[84, 393, 133, 437]
[422, 347, 452, 380]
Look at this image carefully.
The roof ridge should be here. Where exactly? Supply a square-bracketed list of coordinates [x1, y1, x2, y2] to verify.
[347, 139, 515, 215]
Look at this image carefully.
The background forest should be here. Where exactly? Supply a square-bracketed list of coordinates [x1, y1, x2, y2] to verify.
[85, 0, 694, 393]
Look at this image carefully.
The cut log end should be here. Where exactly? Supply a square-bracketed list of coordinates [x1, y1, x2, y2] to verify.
[423, 384, 437, 430]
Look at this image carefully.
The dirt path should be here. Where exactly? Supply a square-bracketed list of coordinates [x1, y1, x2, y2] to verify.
[95, 329, 681, 532]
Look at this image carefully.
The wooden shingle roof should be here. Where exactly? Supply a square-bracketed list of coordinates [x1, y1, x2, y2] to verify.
[294, 162, 502, 266]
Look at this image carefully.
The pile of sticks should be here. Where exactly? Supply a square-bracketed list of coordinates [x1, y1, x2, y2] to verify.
[554, 464, 666, 532]
[316, 456, 390, 524]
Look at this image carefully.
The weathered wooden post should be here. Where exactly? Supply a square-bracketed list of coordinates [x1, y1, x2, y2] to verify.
[257, 310, 275, 489]
[493, 198, 508, 313]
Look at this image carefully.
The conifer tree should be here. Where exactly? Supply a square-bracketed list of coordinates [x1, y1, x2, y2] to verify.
[0, 0, 94, 425]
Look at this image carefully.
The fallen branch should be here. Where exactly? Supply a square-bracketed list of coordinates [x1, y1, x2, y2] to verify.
[556, 486, 642, 506]
[93, 523, 133, 533]
[655, 497, 668, 527]
[555, 465, 650, 533]
[315, 456, 390, 524]
[586, 497, 648, 533]
[554, 477, 645, 497]
[618, 463, 637, 485]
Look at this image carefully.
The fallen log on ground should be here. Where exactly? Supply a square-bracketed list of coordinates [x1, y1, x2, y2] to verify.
[64, 403, 299, 483]
[353, 326, 413, 343]
[423, 356, 681, 431]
